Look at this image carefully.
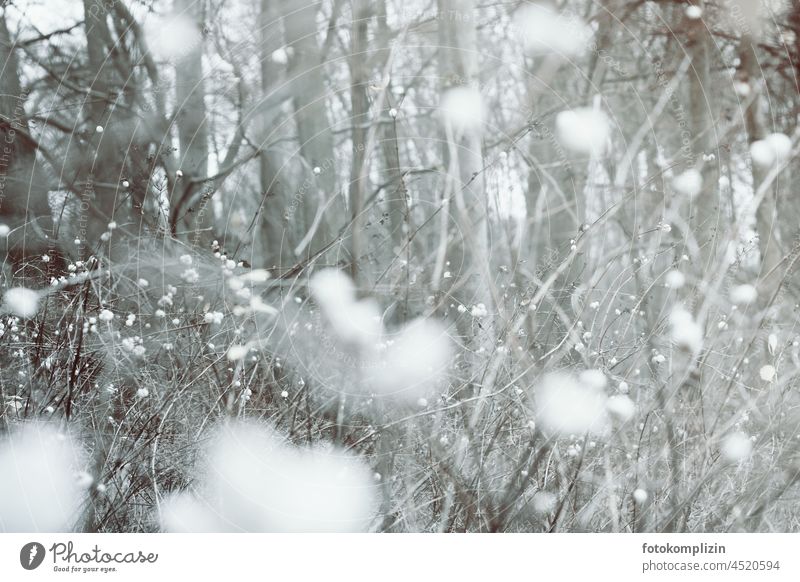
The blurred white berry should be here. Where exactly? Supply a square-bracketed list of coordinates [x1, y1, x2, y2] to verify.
[470, 303, 488, 318]
[439, 86, 485, 134]
[750, 133, 792, 168]
[669, 306, 703, 354]
[227, 345, 248, 361]
[720, 432, 753, 462]
[730, 284, 757, 305]
[665, 270, 686, 289]
[685, 5, 702, 20]
[3, 287, 41, 318]
[270, 47, 288, 64]
[733, 81, 750, 97]
[672, 169, 702, 198]
[76, 471, 94, 489]
[606, 395, 636, 422]
[204, 311, 224, 325]
[556, 107, 609, 156]
[759, 365, 776, 382]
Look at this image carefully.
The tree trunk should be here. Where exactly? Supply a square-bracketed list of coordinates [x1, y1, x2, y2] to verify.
[738, 34, 784, 300]
[174, 0, 213, 248]
[376, 0, 408, 260]
[348, 0, 370, 286]
[0, 11, 46, 262]
[80, 0, 136, 251]
[686, 2, 721, 275]
[437, 0, 492, 341]
[0, 14, 32, 176]
[282, 0, 343, 258]
[257, 0, 291, 271]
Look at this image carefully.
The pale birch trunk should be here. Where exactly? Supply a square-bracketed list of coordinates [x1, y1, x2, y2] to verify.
[174, 0, 213, 248]
[282, 0, 343, 258]
[0, 11, 49, 268]
[257, 0, 291, 270]
[437, 0, 493, 345]
[348, 0, 370, 286]
[685, 3, 721, 274]
[738, 35, 784, 301]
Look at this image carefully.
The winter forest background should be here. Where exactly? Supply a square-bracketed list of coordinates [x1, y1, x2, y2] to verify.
[0, 0, 800, 533]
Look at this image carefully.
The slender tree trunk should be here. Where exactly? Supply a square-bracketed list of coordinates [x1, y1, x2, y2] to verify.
[174, 0, 213, 248]
[348, 0, 370, 286]
[376, 0, 407, 259]
[282, 0, 343, 258]
[523, 81, 588, 351]
[82, 0, 113, 138]
[686, 2, 721, 274]
[81, 0, 136, 252]
[0, 14, 32, 176]
[0, 14, 37, 222]
[257, 0, 291, 271]
[791, 2, 800, 91]
[738, 34, 784, 300]
[0, 11, 55, 276]
[373, 0, 415, 324]
[437, 0, 492, 343]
